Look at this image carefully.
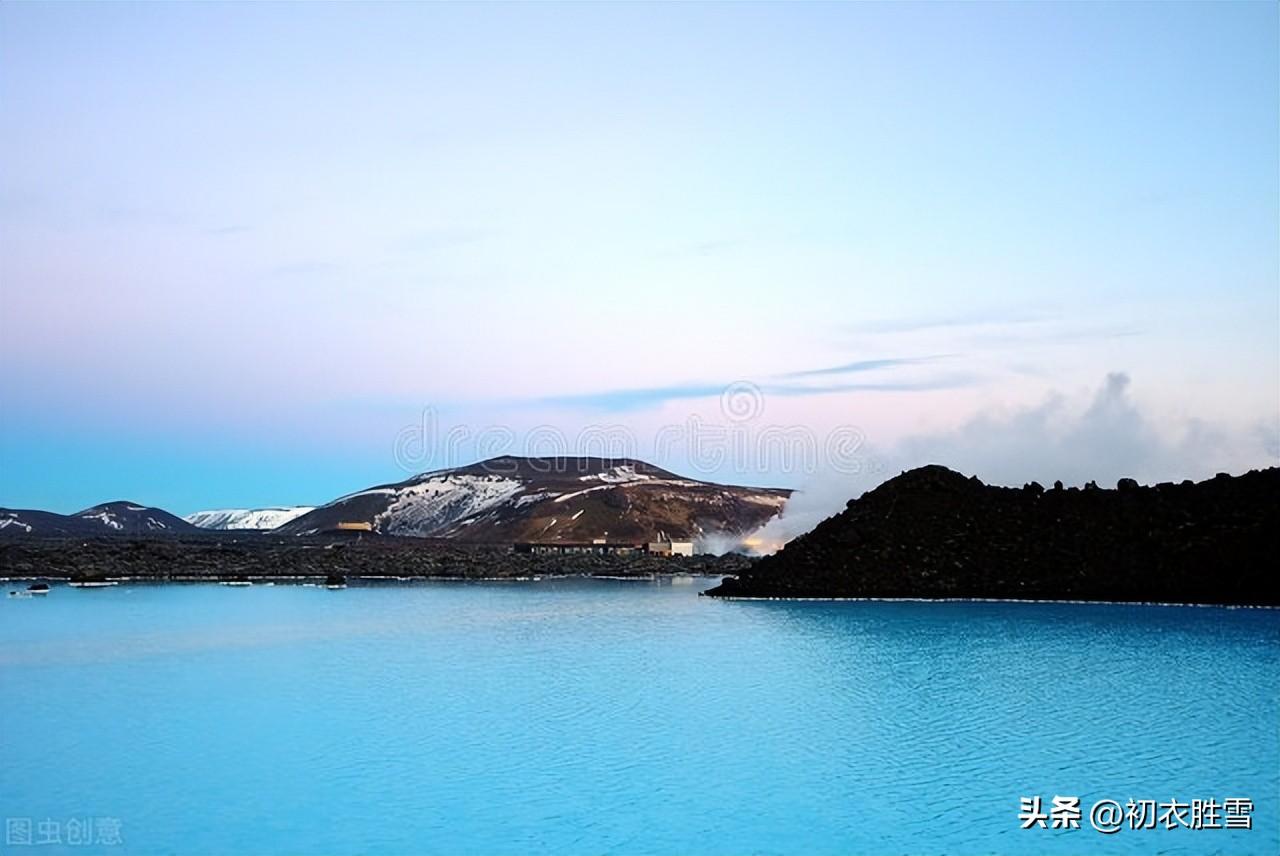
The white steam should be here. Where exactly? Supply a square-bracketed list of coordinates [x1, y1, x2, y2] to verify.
[745, 372, 1279, 553]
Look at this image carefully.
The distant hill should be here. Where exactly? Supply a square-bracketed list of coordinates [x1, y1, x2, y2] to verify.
[185, 507, 315, 530]
[0, 508, 99, 537]
[0, 458, 790, 549]
[1, 501, 200, 538]
[705, 465, 1280, 605]
[280, 456, 790, 548]
[75, 501, 198, 534]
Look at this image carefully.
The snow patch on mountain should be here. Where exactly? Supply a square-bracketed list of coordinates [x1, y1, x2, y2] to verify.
[373, 474, 524, 536]
[553, 484, 614, 504]
[81, 511, 124, 530]
[185, 507, 316, 530]
[579, 465, 652, 484]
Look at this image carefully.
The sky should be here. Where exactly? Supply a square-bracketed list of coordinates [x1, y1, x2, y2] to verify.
[1, 1, 1277, 516]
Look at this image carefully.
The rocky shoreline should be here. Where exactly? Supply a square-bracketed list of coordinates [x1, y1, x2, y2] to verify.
[0, 533, 755, 584]
[706, 466, 1280, 605]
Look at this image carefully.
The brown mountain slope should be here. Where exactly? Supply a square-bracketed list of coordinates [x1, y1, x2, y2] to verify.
[280, 456, 791, 548]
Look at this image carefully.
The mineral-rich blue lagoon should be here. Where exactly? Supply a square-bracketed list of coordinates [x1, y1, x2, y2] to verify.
[1, 579, 1276, 856]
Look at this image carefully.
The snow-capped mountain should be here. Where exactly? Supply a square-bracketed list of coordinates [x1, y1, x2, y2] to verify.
[1, 458, 792, 548]
[0, 501, 199, 537]
[185, 507, 315, 530]
[279, 456, 791, 548]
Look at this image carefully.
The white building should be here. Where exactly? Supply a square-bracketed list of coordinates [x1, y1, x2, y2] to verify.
[647, 540, 695, 557]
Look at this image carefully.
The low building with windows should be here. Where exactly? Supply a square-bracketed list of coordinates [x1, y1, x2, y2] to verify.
[646, 540, 695, 557]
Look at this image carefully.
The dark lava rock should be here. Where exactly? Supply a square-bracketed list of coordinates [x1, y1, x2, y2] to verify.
[705, 465, 1280, 605]
[0, 532, 757, 583]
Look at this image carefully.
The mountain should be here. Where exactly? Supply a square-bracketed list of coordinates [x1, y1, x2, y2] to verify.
[705, 465, 1280, 604]
[279, 456, 791, 547]
[72, 501, 199, 534]
[185, 507, 316, 530]
[0, 501, 200, 538]
[1, 508, 100, 537]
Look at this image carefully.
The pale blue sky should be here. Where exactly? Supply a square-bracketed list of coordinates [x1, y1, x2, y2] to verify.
[1, 2, 1276, 513]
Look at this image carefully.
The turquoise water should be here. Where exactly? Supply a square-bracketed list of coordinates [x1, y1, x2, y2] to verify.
[1, 579, 1276, 856]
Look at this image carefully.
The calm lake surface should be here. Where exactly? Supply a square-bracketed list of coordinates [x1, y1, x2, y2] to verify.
[1, 578, 1276, 856]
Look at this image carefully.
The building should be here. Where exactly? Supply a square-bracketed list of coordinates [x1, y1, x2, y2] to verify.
[336, 521, 373, 532]
[645, 540, 695, 557]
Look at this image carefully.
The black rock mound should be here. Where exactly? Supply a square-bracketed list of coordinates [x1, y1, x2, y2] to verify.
[705, 465, 1280, 605]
